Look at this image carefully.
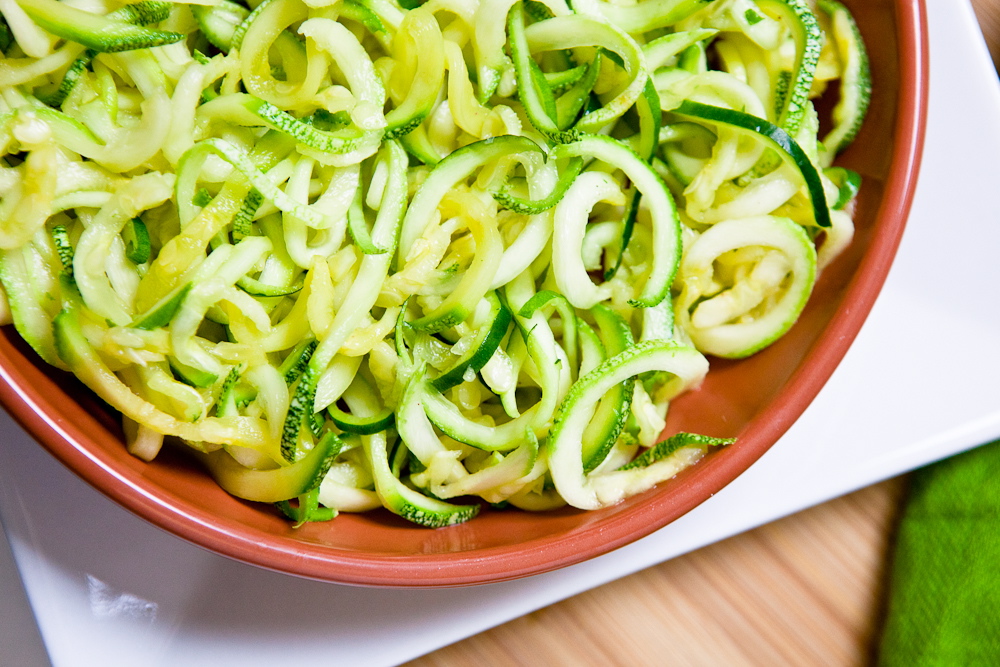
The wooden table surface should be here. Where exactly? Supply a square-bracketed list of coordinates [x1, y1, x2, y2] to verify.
[407, 3, 1000, 665]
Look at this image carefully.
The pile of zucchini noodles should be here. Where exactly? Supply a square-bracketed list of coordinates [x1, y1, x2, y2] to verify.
[0, 0, 869, 526]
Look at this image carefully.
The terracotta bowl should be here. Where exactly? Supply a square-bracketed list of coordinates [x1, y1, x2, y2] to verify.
[0, 0, 927, 587]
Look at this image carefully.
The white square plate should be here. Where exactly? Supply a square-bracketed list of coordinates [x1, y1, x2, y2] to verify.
[2, 1, 999, 664]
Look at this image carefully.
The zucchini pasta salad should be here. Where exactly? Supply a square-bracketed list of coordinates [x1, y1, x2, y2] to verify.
[0, 0, 869, 526]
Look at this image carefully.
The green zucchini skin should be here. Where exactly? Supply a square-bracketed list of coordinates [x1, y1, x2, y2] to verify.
[548, 341, 710, 510]
[327, 404, 395, 435]
[817, 0, 872, 159]
[428, 291, 512, 392]
[671, 100, 832, 229]
[580, 304, 634, 473]
[17, 0, 184, 52]
[201, 431, 343, 504]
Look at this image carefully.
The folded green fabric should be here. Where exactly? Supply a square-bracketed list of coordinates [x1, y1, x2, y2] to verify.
[878, 439, 1000, 666]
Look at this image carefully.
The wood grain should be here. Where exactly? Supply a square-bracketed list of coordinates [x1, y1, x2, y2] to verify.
[407, 479, 907, 667]
[407, 3, 1000, 665]
[976, 0, 1000, 68]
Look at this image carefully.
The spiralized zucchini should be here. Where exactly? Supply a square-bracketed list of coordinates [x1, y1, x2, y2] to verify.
[0, 0, 869, 526]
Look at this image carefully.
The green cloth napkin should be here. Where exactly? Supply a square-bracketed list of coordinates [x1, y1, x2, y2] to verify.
[878, 439, 1000, 665]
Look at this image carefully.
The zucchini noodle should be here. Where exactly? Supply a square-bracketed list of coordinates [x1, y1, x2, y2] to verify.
[0, 0, 870, 525]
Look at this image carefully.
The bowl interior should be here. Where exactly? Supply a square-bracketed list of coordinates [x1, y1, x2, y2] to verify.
[0, 0, 926, 587]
